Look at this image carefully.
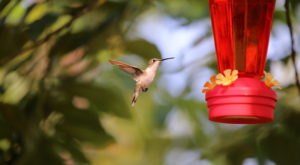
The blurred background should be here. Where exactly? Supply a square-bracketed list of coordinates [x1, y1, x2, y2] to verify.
[0, 0, 299, 164]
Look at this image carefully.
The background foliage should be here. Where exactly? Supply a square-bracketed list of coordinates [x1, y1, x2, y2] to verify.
[0, 0, 299, 165]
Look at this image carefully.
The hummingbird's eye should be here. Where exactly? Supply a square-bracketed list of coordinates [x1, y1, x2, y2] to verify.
[152, 59, 156, 62]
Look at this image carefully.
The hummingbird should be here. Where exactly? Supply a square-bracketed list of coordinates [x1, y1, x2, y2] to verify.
[109, 57, 175, 106]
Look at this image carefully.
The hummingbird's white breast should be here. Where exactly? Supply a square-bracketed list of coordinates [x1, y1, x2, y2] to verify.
[138, 69, 155, 87]
[137, 62, 160, 88]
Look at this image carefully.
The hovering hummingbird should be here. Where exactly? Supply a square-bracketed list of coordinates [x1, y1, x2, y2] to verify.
[109, 57, 175, 106]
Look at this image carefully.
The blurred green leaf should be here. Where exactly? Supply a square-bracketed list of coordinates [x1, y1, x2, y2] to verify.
[160, 0, 209, 21]
[58, 79, 130, 118]
[126, 39, 161, 60]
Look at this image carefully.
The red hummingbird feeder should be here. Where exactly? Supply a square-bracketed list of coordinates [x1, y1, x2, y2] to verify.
[204, 0, 278, 124]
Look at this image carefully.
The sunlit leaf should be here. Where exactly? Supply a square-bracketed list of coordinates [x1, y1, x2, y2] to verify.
[5, 3, 26, 25]
[25, 3, 49, 23]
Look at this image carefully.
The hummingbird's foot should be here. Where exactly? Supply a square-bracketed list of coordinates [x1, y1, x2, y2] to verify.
[142, 88, 148, 92]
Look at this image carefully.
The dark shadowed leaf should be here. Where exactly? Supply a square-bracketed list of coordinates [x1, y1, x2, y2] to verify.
[50, 31, 96, 57]
[27, 13, 59, 40]
[0, 26, 28, 59]
[17, 136, 64, 165]
[291, 0, 300, 12]
[57, 139, 89, 164]
[57, 108, 114, 146]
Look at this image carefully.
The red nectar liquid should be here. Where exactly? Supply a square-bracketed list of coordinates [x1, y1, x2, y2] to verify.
[209, 0, 275, 77]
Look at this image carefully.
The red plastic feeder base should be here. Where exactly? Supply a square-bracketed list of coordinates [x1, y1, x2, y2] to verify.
[205, 77, 277, 124]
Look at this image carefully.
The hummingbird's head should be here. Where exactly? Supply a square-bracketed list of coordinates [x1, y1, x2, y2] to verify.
[148, 58, 161, 65]
[148, 57, 175, 65]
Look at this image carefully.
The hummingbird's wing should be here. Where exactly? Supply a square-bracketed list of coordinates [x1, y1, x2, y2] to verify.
[109, 60, 144, 78]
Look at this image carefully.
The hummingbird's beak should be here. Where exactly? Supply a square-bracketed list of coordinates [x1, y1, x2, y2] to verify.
[159, 57, 175, 61]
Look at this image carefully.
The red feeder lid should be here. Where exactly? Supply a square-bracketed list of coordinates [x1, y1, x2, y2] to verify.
[205, 77, 277, 124]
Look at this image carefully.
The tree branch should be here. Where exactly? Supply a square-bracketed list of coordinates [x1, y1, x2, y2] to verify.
[285, 0, 300, 95]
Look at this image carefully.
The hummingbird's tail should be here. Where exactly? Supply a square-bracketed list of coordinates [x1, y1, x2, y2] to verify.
[131, 85, 141, 106]
[131, 95, 137, 106]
